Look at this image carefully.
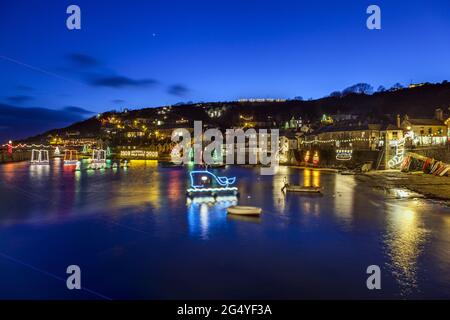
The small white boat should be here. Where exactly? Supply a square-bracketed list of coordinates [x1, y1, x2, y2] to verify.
[282, 182, 322, 194]
[227, 205, 262, 216]
[283, 185, 321, 193]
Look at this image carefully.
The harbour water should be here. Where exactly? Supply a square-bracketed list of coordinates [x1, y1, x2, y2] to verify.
[0, 159, 449, 299]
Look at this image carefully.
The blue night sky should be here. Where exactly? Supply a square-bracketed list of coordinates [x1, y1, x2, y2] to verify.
[0, 0, 449, 140]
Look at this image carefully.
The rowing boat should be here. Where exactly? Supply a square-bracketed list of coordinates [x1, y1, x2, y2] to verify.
[227, 206, 262, 216]
[282, 183, 322, 193]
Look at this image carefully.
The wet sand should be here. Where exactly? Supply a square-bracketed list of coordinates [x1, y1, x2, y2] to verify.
[358, 170, 450, 202]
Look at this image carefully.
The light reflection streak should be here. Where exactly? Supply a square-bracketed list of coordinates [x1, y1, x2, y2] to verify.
[384, 203, 428, 296]
[187, 196, 236, 239]
[302, 169, 321, 188]
[272, 166, 289, 213]
[333, 174, 355, 228]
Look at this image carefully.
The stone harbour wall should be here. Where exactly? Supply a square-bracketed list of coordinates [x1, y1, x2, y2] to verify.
[286, 148, 379, 169]
[0, 150, 31, 163]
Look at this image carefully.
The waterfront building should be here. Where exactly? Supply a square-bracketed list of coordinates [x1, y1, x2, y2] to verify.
[400, 110, 447, 146]
[301, 123, 385, 151]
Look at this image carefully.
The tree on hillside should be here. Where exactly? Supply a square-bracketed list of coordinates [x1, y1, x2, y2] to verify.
[390, 83, 404, 91]
[329, 91, 342, 98]
[293, 96, 304, 101]
[377, 85, 386, 92]
[342, 83, 374, 96]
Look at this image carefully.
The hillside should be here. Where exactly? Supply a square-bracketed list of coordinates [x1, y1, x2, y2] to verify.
[22, 81, 450, 143]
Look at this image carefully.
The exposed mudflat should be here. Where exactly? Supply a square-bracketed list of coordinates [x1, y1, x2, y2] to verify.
[358, 170, 450, 202]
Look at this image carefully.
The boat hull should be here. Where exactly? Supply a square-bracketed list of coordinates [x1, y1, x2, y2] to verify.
[227, 206, 262, 216]
[285, 187, 321, 193]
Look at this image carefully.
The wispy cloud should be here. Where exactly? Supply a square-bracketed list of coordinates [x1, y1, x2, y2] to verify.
[6, 95, 34, 104]
[66, 53, 100, 68]
[87, 75, 158, 88]
[168, 84, 189, 96]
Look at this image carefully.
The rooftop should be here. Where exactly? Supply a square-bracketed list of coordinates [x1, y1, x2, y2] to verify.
[403, 118, 445, 126]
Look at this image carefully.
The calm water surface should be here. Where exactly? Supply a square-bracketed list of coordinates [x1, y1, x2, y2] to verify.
[0, 159, 449, 299]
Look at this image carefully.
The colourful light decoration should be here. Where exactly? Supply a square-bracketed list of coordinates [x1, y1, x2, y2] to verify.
[189, 170, 236, 189]
[187, 169, 238, 196]
[301, 138, 371, 145]
[186, 195, 238, 205]
[119, 150, 158, 159]
[388, 139, 406, 168]
[187, 186, 239, 193]
[1, 143, 51, 148]
[92, 149, 106, 163]
[304, 150, 310, 163]
[64, 150, 78, 164]
[336, 149, 353, 161]
[31, 149, 50, 164]
[54, 146, 61, 156]
[312, 151, 319, 165]
[7, 141, 13, 156]
[388, 132, 413, 169]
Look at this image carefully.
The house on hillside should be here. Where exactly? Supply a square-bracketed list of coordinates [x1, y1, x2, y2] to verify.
[300, 121, 403, 151]
[399, 108, 447, 146]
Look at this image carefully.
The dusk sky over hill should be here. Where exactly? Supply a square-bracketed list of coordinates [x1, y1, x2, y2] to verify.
[0, 0, 450, 140]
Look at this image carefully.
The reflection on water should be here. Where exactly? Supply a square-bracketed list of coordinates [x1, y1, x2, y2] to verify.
[384, 203, 428, 296]
[187, 199, 234, 239]
[227, 214, 261, 224]
[303, 169, 320, 187]
[333, 174, 355, 228]
[0, 161, 449, 299]
[272, 166, 289, 212]
[186, 195, 238, 206]
[29, 164, 50, 180]
[301, 199, 320, 216]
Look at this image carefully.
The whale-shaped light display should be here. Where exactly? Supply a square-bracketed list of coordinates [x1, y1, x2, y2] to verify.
[189, 170, 236, 189]
[187, 169, 238, 197]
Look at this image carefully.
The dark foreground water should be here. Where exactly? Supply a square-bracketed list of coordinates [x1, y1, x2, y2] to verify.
[0, 159, 449, 299]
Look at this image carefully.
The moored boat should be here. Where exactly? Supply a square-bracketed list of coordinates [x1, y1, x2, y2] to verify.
[227, 205, 262, 216]
[282, 182, 322, 194]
